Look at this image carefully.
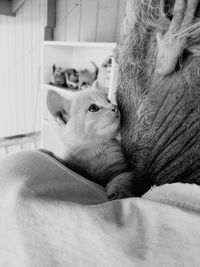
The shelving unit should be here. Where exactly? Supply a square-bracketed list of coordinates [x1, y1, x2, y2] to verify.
[41, 41, 117, 157]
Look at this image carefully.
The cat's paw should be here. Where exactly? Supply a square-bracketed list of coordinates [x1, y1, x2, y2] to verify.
[106, 172, 136, 200]
[106, 184, 133, 201]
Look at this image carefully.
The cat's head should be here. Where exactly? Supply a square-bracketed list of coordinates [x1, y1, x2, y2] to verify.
[47, 81, 120, 149]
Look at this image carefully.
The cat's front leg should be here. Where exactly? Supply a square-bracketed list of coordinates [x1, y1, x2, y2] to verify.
[106, 172, 136, 200]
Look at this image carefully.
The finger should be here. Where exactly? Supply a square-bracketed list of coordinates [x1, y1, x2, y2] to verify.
[169, 0, 187, 33]
[182, 0, 199, 25]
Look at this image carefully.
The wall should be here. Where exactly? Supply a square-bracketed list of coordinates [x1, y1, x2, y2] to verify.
[0, 0, 47, 137]
[0, 0, 126, 138]
[54, 0, 127, 42]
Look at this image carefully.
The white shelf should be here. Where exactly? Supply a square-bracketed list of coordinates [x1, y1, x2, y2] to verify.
[42, 42, 116, 84]
[41, 41, 117, 155]
[43, 41, 116, 48]
[43, 83, 77, 95]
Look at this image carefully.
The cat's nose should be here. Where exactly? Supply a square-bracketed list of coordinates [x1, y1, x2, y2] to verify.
[111, 105, 117, 112]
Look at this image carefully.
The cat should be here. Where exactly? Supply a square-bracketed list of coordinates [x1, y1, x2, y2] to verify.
[42, 81, 136, 200]
[50, 62, 98, 90]
[78, 61, 98, 90]
[65, 69, 79, 89]
[51, 65, 79, 90]
[51, 58, 111, 91]
[50, 65, 66, 87]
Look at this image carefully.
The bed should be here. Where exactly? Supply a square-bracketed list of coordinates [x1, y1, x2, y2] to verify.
[1, 151, 200, 266]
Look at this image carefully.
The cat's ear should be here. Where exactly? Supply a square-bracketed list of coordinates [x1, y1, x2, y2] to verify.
[91, 80, 108, 95]
[47, 90, 71, 125]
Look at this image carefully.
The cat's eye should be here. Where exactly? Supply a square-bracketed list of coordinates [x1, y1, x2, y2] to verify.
[88, 104, 100, 112]
[107, 99, 111, 103]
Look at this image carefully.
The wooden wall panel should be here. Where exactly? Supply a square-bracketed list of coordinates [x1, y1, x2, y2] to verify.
[65, 0, 82, 41]
[79, 0, 98, 41]
[1, 16, 10, 136]
[96, 0, 119, 42]
[54, 0, 127, 42]
[23, 0, 32, 133]
[7, 17, 17, 135]
[115, 0, 127, 41]
[0, 0, 47, 137]
[15, 7, 25, 134]
[54, 0, 67, 41]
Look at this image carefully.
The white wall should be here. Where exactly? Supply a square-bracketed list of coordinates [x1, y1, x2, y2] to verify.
[54, 0, 127, 42]
[0, 0, 47, 137]
[0, 0, 126, 138]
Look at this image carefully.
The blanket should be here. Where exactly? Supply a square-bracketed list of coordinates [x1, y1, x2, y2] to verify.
[0, 151, 200, 267]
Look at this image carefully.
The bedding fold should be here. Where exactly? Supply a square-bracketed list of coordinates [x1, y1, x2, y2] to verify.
[0, 151, 200, 267]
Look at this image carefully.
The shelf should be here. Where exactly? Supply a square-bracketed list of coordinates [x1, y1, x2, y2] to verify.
[42, 83, 77, 95]
[43, 118, 49, 124]
[42, 42, 116, 85]
[43, 41, 116, 49]
[41, 41, 117, 155]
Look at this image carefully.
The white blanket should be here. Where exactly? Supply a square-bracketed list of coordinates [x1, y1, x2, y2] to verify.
[0, 151, 200, 267]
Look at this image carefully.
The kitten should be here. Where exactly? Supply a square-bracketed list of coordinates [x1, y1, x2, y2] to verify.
[65, 69, 79, 89]
[44, 81, 135, 200]
[50, 65, 66, 86]
[51, 65, 79, 90]
[78, 62, 98, 90]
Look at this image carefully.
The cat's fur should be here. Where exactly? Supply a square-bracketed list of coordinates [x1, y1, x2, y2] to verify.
[45, 82, 135, 200]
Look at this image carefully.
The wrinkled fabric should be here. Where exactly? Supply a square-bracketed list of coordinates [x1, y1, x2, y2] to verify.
[0, 151, 200, 267]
